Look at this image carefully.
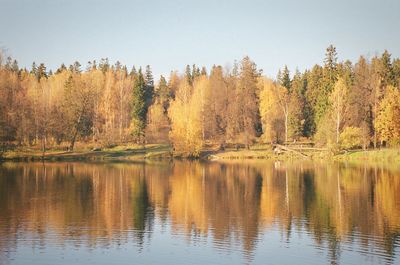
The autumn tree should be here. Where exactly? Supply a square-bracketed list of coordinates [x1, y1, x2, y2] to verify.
[62, 73, 96, 151]
[99, 68, 117, 144]
[340, 127, 364, 149]
[330, 77, 348, 144]
[234, 56, 261, 147]
[258, 78, 284, 143]
[86, 67, 105, 144]
[346, 56, 372, 145]
[155, 75, 171, 110]
[277, 66, 306, 143]
[0, 64, 20, 147]
[115, 65, 131, 143]
[275, 84, 290, 143]
[1, 48, 400, 152]
[45, 70, 70, 144]
[146, 76, 171, 143]
[146, 99, 170, 143]
[169, 77, 204, 156]
[375, 86, 400, 145]
[204, 65, 229, 146]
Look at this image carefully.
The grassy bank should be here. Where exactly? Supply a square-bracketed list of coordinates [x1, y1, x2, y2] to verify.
[204, 143, 330, 161]
[208, 147, 400, 162]
[204, 145, 298, 160]
[0, 143, 306, 162]
[2, 143, 399, 163]
[1, 144, 173, 162]
[333, 148, 400, 163]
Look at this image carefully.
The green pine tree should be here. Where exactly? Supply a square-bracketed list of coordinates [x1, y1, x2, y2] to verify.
[130, 66, 137, 77]
[200, 66, 207, 76]
[278, 65, 291, 91]
[185, 65, 192, 85]
[31, 62, 38, 77]
[99, 58, 109, 73]
[313, 45, 339, 129]
[379, 50, 395, 87]
[156, 75, 171, 111]
[324, 44, 338, 84]
[131, 68, 147, 143]
[145, 65, 154, 106]
[11, 59, 19, 73]
[55, 63, 67, 74]
[37, 63, 47, 81]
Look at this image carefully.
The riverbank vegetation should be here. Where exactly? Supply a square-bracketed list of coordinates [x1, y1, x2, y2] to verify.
[1, 45, 400, 159]
[1, 144, 172, 162]
[2, 143, 400, 164]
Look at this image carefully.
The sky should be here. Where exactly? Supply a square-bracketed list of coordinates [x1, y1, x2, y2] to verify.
[0, 0, 399, 79]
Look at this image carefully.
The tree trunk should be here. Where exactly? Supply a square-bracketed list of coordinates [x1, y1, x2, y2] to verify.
[69, 107, 85, 151]
[119, 83, 123, 143]
[336, 114, 340, 144]
[41, 135, 46, 158]
[119, 111, 123, 143]
[69, 129, 78, 151]
[373, 101, 377, 148]
[285, 112, 288, 144]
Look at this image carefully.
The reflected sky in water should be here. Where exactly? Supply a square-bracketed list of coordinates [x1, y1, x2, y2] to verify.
[0, 161, 399, 265]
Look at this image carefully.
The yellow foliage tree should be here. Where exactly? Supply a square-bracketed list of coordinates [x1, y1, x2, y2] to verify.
[258, 78, 284, 143]
[339, 126, 363, 149]
[146, 99, 170, 143]
[375, 85, 400, 144]
[169, 77, 207, 156]
[330, 77, 348, 144]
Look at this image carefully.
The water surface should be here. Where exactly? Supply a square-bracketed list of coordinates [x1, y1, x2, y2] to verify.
[0, 161, 399, 265]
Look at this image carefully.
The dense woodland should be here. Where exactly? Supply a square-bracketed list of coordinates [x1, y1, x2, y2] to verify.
[1, 45, 400, 155]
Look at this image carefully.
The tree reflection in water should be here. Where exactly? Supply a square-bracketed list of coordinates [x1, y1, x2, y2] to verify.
[0, 161, 399, 264]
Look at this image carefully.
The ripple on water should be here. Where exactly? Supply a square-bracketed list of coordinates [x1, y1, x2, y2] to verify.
[0, 161, 400, 265]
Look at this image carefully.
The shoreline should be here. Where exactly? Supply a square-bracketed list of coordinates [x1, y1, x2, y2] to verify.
[0, 144, 173, 162]
[1, 144, 399, 163]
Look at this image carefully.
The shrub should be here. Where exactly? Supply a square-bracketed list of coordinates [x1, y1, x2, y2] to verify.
[314, 113, 336, 147]
[340, 127, 363, 150]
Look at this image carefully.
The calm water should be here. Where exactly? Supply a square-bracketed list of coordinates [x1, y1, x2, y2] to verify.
[0, 161, 399, 265]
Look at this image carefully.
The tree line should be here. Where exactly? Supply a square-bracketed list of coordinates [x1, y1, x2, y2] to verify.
[0, 46, 400, 155]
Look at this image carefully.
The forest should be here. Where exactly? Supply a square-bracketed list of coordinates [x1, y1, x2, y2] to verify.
[0, 45, 400, 156]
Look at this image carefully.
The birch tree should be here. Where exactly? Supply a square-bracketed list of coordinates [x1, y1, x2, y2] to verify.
[330, 77, 348, 144]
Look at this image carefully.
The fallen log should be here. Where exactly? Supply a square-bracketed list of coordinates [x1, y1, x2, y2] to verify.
[289, 147, 328, 151]
[273, 144, 309, 158]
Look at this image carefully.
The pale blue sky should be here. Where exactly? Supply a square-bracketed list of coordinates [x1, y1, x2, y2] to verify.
[0, 0, 399, 78]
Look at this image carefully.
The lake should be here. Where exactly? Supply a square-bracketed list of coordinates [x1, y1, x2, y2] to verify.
[0, 161, 399, 265]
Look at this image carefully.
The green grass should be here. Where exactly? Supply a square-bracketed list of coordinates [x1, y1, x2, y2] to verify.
[205, 146, 400, 163]
[334, 148, 400, 163]
[2, 143, 399, 163]
[1, 144, 172, 162]
[205, 146, 307, 161]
